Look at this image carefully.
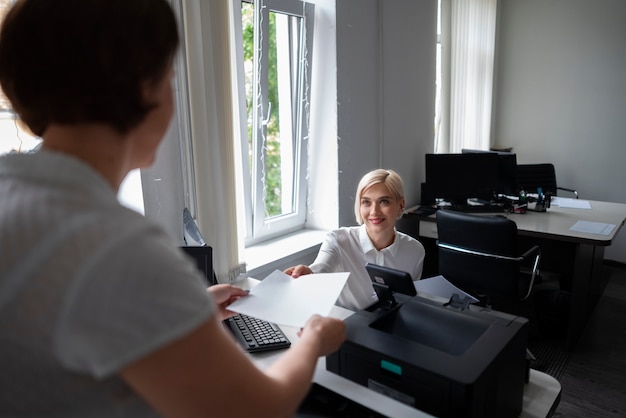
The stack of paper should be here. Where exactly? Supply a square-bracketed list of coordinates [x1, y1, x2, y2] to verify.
[413, 275, 479, 303]
[227, 270, 349, 327]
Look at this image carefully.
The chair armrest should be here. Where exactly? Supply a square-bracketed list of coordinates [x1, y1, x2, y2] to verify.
[520, 245, 541, 262]
[557, 186, 578, 199]
[519, 245, 541, 300]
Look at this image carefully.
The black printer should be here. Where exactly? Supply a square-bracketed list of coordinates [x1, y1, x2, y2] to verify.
[326, 292, 528, 418]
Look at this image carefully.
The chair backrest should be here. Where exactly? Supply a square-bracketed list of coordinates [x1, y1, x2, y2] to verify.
[516, 163, 558, 195]
[436, 210, 522, 302]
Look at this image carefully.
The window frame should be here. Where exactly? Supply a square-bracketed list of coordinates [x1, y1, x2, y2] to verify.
[232, 0, 314, 246]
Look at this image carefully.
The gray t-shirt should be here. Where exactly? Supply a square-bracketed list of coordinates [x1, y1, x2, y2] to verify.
[0, 150, 215, 417]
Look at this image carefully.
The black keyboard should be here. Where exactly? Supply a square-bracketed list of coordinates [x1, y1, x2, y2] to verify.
[224, 313, 291, 353]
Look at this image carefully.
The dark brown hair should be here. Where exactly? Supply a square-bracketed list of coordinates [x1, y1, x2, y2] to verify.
[0, 0, 179, 136]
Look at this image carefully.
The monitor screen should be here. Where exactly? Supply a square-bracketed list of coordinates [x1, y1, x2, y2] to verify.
[425, 153, 499, 204]
[181, 246, 216, 286]
[461, 149, 518, 196]
[366, 263, 416, 309]
[366, 263, 416, 297]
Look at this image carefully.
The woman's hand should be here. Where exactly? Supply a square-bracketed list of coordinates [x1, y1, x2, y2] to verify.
[297, 314, 346, 356]
[207, 284, 249, 321]
[283, 264, 313, 278]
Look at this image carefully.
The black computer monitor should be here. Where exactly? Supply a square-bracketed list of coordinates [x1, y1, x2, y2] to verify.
[461, 149, 518, 196]
[425, 153, 499, 205]
[181, 246, 216, 286]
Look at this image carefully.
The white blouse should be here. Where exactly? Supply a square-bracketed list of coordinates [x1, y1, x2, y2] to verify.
[309, 224, 425, 311]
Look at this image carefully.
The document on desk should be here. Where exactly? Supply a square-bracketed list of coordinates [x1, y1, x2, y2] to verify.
[570, 220, 616, 235]
[226, 270, 349, 328]
[551, 197, 592, 209]
[414, 275, 479, 303]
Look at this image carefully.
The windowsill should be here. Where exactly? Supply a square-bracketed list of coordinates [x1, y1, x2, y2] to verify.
[245, 228, 327, 278]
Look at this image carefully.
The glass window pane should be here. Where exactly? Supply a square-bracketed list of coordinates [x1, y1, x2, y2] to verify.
[237, 0, 311, 244]
[242, 2, 254, 177]
[0, 113, 41, 155]
[0, 0, 42, 156]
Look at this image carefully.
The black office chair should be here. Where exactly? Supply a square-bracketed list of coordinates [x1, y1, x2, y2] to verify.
[436, 210, 541, 313]
[517, 163, 578, 199]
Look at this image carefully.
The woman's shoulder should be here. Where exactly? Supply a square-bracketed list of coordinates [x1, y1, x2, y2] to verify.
[321, 226, 362, 250]
[328, 226, 361, 240]
[396, 230, 425, 249]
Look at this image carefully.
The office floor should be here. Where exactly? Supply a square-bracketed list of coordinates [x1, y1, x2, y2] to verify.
[551, 261, 626, 417]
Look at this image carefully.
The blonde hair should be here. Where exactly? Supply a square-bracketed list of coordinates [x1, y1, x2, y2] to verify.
[354, 169, 405, 224]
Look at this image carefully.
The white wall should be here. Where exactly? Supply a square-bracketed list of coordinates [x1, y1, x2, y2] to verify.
[335, 0, 437, 227]
[492, 0, 626, 263]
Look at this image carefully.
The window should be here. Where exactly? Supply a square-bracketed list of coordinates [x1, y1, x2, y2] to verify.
[0, 0, 41, 156]
[0, 109, 40, 156]
[434, 0, 442, 151]
[434, 0, 497, 153]
[233, 0, 314, 246]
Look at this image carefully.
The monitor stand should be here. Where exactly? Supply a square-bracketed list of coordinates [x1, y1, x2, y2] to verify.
[372, 282, 398, 309]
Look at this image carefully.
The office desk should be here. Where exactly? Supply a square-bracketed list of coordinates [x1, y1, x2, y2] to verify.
[240, 277, 561, 417]
[406, 199, 626, 349]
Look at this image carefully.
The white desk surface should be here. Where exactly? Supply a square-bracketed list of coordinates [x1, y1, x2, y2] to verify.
[415, 199, 626, 245]
[510, 199, 626, 245]
[238, 277, 562, 418]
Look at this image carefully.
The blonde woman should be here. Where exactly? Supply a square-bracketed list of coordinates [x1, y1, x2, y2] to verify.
[285, 169, 425, 311]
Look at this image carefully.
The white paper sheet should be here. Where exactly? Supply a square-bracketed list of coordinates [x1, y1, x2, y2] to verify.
[227, 270, 350, 327]
[413, 275, 479, 303]
[551, 197, 591, 209]
[570, 220, 616, 235]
